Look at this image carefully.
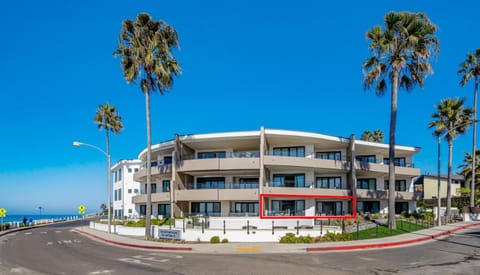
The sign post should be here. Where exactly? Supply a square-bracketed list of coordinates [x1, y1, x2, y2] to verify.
[78, 205, 86, 226]
[0, 208, 7, 231]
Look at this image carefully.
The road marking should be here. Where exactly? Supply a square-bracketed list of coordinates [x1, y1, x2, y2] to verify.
[133, 255, 169, 263]
[117, 258, 152, 266]
[236, 246, 261, 252]
[359, 257, 375, 261]
[24, 232, 32, 235]
[55, 231, 62, 233]
[89, 270, 115, 274]
[148, 252, 183, 259]
[47, 242, 53, 246]
[40, 232, 47, 234]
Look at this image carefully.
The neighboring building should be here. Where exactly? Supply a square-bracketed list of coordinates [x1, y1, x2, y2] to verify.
[131, 128, 421, 219]
[112, 159, 142, 219]
[414, 174, 464, 200]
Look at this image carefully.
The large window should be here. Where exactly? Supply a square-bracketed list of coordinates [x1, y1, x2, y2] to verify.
[273, 146, 305, 157]
[316, 177, 342, 189]
[384, 157, 406, 167]
[158, 204, 171, 217]
[191, 202, 221, 216]
[316, 201, 343, 216]
[356, 155, 376, 163]
[162, 180, 170, 192]
[140, 205, 146, 216]
[235, 202, 258, 214]
[197, 151, 226, 159]
[272, 174, 305, 188]
[395, 202, 409, 214]
[316, 151, 341, 160]
[271, 200, 305, 216]
[151, 183, 157, 193]
[358, 201, 380, 213]
[196, 177, 225, 189]
[163, 156, 172, 165]
[357, 178, 376, 190]
[384, 180, 407, 191]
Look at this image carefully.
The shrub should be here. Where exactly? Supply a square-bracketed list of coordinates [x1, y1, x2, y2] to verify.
[279, 233, 314, 244]
[210, 236, 220, 244]
[315, 231, 353, 242]
[221, 238, 229, 243]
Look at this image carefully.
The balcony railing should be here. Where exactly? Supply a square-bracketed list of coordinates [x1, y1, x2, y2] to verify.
[186, 182, 259, 190]
[266, 182, 310, 188]
[264, 210, 306, 216]
[265, 151, 348, 161]
[182, 151, 260, 160]
[184, 212, 259, 217]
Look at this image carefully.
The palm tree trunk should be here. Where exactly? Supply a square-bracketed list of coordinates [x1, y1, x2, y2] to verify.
[471, 76, 478, 207]
[145, 91, 152, 239]
[447, 138, 453, 223]
[388, 71, 398, 230]
[437, 135, 442, 226]
[106, 128, 111, 234]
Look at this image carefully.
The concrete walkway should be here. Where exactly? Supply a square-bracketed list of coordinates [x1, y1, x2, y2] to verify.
[72, 221, 480, 254]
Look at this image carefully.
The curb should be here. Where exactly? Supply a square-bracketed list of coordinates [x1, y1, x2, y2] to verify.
[73, 229, 192, 251]
[306, 222, 480, 252]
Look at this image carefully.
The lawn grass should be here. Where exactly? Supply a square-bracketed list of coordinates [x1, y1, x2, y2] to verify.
[352, 220, 430, 240]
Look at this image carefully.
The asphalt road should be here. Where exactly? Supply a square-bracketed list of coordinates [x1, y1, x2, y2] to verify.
[1, 221, 479, 274]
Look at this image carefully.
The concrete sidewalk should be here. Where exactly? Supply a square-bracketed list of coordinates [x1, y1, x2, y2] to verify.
[72, 221, 480, 254]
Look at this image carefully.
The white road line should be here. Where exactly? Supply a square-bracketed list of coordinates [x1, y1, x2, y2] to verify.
[116, 258, 152, 266]
[148, 252, 183, 259]
[40, 232, 47, 234]
[133, 255, 169, 263]
[89, 270, 115, 274]
[24, 232, 32, 235]
[47, 242, 53, 246]
[55, 231, 62, 233]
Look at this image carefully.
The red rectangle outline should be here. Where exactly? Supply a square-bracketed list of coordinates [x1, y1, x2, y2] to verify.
[259, 193, 356, 220]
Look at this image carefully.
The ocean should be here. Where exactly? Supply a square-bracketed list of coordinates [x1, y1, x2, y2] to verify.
[0, 214, 80, 223]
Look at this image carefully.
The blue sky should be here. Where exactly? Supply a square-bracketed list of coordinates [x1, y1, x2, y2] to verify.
[1, 0, 479, 214]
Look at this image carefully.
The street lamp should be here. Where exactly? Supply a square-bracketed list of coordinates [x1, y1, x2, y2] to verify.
[73, 141, 111, 233]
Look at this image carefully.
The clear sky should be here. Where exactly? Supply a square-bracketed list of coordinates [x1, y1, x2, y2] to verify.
[1, 0, 479, 214]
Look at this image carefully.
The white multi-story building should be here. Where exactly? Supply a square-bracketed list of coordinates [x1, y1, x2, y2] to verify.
[129, 128, 421, 220]
[111, 159, 142, 219]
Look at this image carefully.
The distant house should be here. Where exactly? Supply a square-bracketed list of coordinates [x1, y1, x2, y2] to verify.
[111, 159, 142, 219]
[414, 174, 464, 200]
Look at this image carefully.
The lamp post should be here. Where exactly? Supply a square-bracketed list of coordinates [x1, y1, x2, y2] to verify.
[73, 141, 111, 233]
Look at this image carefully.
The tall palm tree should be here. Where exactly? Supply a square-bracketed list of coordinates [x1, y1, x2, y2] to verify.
[458, 49, 480, 207]
[94, 102, 123, 232]
[458, 150, 480, 190]
[363, 12, 439, 229]
[361, 129, 384, 142]
[429, 98, 472, 222]
[114, 13, 181, 239]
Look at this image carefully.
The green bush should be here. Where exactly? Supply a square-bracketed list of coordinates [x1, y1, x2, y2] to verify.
[124, 218, 173, 227]
[221, 238, 229, 243]
[279, 233, 314, 244]
[210, 236, 221, 244]
[315, 231, 353, 242]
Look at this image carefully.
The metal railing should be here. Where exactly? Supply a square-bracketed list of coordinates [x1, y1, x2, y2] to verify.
[182, 151, 260, 160]
[186, 182, 259, 190]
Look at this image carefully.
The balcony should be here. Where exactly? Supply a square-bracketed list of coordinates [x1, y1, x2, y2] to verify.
[175, 188, 258, 201]
[263, 153, 349, 171]
[186, 182, 259, 189]
[356, 189, 422, 201]
[263, 185, 351, 196]
[354, 161, 420, 176]
[177, 151, 260, 172]
[132, 192, 170, 204]
[133, 164, 172, 181]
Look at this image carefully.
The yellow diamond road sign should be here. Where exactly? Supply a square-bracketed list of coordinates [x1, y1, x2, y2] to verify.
[78, 205, 85, 214]
[0, 208, 6, 218]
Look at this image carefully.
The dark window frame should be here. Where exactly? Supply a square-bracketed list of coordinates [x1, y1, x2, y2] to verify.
[357, 178, 377, 190]
[273, 146, 305, 157]
[316, 151, 341, 160]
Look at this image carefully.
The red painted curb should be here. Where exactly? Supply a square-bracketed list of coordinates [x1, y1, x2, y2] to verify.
[307, 222, 480, 252]
[73, 229, 192, 251]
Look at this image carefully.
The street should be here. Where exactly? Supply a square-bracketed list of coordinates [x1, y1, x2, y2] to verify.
[1, 220, 479, 274]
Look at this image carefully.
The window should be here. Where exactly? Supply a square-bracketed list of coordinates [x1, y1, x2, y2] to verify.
[357, 178, 376, 190]
[356, 155, 376, 163]
[316, 177, 342, 189]
[162, 180, 170, 192]
[273, 174, 305, 188]
[134, 168, 139, 172]
[197, 151, 226, 159]
[128, 209, 132, 214]
[118, 168, 122, 181]
[316, 151, 341, 160]
[384, 180, 407, 191]
[128, 189, 132, 194]
[395, 202, 409, 214]
[384, 157, 406, 167]
[151, 161, 158, 167]
[140, 205, 146, 216]
[273, 146, 305, 157]
[316, 201, 343, 216]
[271, 200, 305, 216]
[114, 190, 117, 201]
[235, 202, 259, 214]
[114, 171, 117, 182]
[164, 156, 172, 165]
[151, 183, 157, 193]
[196, 177, 225, 189]
[358, 201, 380, 213]
[134, 189, 139, 194]
[128, 168, 132, 173]
[191, 202, 221, 216]
[158, 204, 171, 217]
[118, 188, 122, 200]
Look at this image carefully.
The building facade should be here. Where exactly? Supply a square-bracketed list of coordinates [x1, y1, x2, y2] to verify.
[131, 128, 421, 219]
[112, 160, 142, 219]
[414, 174, 464, 200]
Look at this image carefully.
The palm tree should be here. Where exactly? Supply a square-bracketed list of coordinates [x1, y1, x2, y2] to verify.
[363, 12, 439, 229]
[458, 150, 480, 190]
[100, 203, 107, 215]
[114, 13, 181, 239]
[429, 98, 472, 222]
[458, 49, 480, 207]
[94, 102, 123, 232]
[361, 129, 384, 142]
